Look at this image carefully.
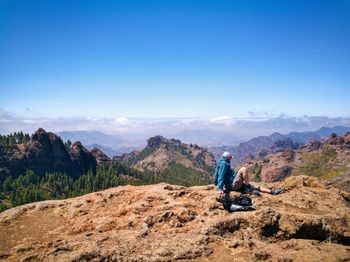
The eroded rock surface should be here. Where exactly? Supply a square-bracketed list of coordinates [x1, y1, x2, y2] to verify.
[0, 176, 349, 261]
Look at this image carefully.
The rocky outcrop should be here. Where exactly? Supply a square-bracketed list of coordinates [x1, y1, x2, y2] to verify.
[69, 142, 97, 178]
[2, 128, 72, 177]
[302, 139, 322, 151]
[259, 150, 295, 182]
[147, 135, 182, 148]
[118, 135, 216, 175]
[271, 138, 301, 152]
[0, 128, 100, 179]
[90, 147, 110, 164]
[0, 176, 349, 261]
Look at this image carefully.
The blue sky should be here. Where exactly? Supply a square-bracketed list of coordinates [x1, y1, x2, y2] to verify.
[0, 0, 349, 119]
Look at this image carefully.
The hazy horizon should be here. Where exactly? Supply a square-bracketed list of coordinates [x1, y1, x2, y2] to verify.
[1, 108, 350, 146]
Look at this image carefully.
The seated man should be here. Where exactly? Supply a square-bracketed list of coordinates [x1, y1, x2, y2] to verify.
[233, 162, 284, 196]
[214, 151, 236, 198]
[214, 152, 284, 197]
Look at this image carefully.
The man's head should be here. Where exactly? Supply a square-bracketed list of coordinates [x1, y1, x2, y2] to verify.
[242, 160, 253, 167]
[222, 151, 232, 161]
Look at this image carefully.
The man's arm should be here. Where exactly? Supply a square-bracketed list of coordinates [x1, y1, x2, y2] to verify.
[217, 163, 228, 192]
[213, 164, 219, 186]
[239, 167, 249, 185]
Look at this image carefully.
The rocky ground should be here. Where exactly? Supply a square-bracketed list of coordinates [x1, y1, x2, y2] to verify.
[0, 176, 350, 262]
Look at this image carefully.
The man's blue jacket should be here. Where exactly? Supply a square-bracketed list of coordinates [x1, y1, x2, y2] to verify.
[213, 158, 236, 192]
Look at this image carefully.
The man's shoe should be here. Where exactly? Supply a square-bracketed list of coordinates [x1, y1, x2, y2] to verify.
[270, 188, 285, 195]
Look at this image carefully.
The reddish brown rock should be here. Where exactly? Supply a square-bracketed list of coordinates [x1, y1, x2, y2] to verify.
[0, 176, 349, 262]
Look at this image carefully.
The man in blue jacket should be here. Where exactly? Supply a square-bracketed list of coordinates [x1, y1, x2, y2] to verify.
[214, 152, 285, 197]
[214, 151, 235, 197]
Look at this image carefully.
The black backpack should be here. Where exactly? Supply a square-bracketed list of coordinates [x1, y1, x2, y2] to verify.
[219, 194, 253, 212]
[233, 194, 253, 206]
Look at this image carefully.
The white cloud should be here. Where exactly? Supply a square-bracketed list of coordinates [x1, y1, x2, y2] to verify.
[1, 108, 350, 145]
[210, 115, 235, 126]
[115, 117, 131, 126]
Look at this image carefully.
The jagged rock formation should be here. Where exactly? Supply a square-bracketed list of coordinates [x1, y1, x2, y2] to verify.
[247, 133, 350, 191]
[69, 142, 97, 177]
[0, 128, 98, 178]
[117, 135, 216, 176]
[90, 147, 110, 164]
[0, 176, 349, 261]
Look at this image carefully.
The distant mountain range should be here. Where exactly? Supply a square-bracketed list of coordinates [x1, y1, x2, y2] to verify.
[245, 132, 350, 191]
[57, 129, 242, 157]
[210, 126, 350, 167]
[57, 131, 141, 157]
[56, 126, 350, 165]
[84, 144, 135, 158]
[58, 130, 124, 146]
[171, 129, 243, 146]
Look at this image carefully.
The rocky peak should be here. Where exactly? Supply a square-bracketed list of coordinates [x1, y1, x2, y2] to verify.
[119, 136, 216, 176]
[30, 128, 60, 150]
[147, 136, 167, 148]
[31, 128, 48, 142]
[1, 129, 99, 179]
[4, 128, 71, 177]
[147, 135, 182, 149]
[91, 148, 110, 164]
[325, 133, 345, 146]
[270, 132, 285, 140]
[70, 142, 97, 177]
[70, 141, 98, 158]
[271, 138, 301, 152]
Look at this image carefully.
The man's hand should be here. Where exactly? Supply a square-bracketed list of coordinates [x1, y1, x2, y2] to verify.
[216, 191, 225, 202]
